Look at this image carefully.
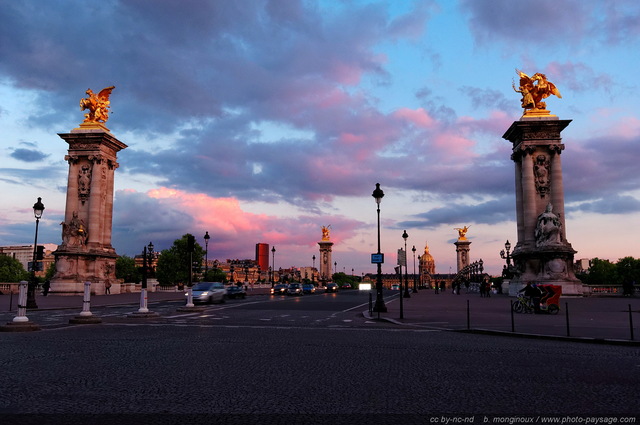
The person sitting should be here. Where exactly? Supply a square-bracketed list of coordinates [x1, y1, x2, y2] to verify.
[519, 282, 542, 313]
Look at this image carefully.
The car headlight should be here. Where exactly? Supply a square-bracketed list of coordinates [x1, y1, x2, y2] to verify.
[201, 291, 209, 296]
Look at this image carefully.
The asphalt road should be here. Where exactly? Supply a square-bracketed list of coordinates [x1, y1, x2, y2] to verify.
[0, 290, 638, 423]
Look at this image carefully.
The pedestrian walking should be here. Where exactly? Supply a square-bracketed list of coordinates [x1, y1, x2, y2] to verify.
[434, 282, 439, 294]
[105, 281, 111, 295]
[440, 280, 445, 293]
[43, 280, 51, 296]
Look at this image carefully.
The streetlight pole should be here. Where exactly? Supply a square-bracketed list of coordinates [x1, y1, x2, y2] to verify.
[412, 245, 417, 293]
[402, 230, 410, 298]
[203, 231, 210, 278]
[312, 255, 316, 285]
[271, 246, 276, 287]
[334, 261, 337, 278]
[372, 183, 387, 313]
[138, 242, 154, 313]
[27, 197, 45, 309]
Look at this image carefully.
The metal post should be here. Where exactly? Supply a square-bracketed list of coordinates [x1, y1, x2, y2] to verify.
[372, 183, 387, 313]
[510, 300, 515, 332]
[138, 246, 149, 313]
[398, 265, 404, 320]
[629, 304, 634, 341]
[467, 300, 470, 330]
[565, 302, 570, 337]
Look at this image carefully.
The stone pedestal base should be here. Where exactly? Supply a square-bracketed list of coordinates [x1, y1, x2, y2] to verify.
[0, 321, 41, 332]
[176, 306, 206, 312]
[127, 311, 160, 318]
[509, 245, 585, 296]
[69, 315, 102, 324]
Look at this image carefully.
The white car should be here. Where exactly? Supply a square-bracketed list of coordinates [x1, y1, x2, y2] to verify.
[188, 282, 226, 304]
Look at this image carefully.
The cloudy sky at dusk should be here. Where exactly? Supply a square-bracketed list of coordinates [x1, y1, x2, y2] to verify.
[1, 0, 639, 276]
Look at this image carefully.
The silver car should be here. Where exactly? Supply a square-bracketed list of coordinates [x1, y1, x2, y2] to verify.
[287, 283, 303, 296]
[188, 282, 226, 304]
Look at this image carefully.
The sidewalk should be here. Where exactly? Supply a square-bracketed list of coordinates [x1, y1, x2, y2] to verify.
[364, 288, 640, 346]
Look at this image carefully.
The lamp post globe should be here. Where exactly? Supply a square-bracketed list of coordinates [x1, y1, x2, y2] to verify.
[27, 197, 45, 309]
[372, 183, 387, 313]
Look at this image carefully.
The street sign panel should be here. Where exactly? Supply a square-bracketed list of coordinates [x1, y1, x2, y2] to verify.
[371, 253, 384, 264]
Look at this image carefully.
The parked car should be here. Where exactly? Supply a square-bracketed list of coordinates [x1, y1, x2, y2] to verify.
[325, 283, 338, 293]
[188, 282, 226, 304]
[341, 283, 352, 290]
[271, 284, 288, 295]
[391, 284, 400, 290]
[287, 283, 304, 296]
[302, 283, 316, 294]
[226, 285, 247, 299]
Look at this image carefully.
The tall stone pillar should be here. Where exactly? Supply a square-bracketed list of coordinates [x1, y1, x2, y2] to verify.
[454, 240, 471, 272]
[318, 241, 334, 284]
[51, 126, 127, 295]
[503, 117, 583, 295]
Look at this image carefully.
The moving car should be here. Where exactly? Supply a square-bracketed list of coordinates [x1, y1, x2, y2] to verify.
[287, 283, 304, 296]
[325, 283, 338, 293]
[226, 285, 247, 299]
[341, 283, 352, 290]
[271, 284, 288, 295]
[189, 282, 226, 304]
[302, 283, 316, 294]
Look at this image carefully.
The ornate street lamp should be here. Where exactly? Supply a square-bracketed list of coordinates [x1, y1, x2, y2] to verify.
[27, 197, 45, 309]
[203, 231, 210, 278]
[500, 240, 512, 267]
[411, 245, 418, 293]
[312, 255, 316, 285]
[402, 230, 410, 298]
[372, 183, 387, 313]
[271, 246, 276, 287]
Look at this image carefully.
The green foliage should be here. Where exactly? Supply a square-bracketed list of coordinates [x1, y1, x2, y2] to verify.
[0, 255, 29, 282]
[581, 257, 640, 286]
[203, 267, 227, 283]
[45, 262, 56, 281]
[332, 272, 359, 288]
[155, 234, 204, 286]
[116, 255, 140, 283]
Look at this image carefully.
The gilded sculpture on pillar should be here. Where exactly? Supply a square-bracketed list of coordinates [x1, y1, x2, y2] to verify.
[454, 225, 471, 241]
[79, 86, 115, 125]
[321, 225, 331, 241]
[61, 211, 88, 247]
[512, 70, 561, 115]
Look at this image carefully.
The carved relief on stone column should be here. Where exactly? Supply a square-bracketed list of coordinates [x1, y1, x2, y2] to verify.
[78, 164, 92, 203]
[61, 211, 88, 249]
[549, 143, 565, 154]
[65, 154, 79, 164]
[533, 154, 550, 197]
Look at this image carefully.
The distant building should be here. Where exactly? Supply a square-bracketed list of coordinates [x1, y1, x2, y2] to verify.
[0, 243, 57, 277]
[255, 243, 269, 272]
[419, 242, 436, 287]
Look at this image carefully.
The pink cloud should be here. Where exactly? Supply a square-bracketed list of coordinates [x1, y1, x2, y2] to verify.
[393, 107, 436, 128]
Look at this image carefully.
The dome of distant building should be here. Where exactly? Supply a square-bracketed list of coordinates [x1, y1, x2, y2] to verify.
[420, 242, 435, 275]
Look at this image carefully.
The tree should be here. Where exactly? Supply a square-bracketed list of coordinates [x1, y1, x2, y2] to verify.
[116, 255, 140, 283]
[583, 258, 618, 286]
[0, 255, 29, 282]
[45, 262, 56, 281]
[616, 256, 640, 285]
[203, 268, 227, 283]
[155, 234, 204, 286]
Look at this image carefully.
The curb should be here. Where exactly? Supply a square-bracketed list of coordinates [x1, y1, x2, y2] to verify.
[362, 311, 639, 346]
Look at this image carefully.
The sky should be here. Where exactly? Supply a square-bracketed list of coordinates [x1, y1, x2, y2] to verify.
[1, 0, 639, 277]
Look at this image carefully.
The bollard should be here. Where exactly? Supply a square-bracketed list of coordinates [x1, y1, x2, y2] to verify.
[629, 304, 635, 341]
[69, 282, 102, 324]
[369, 292, 372, 315]
[466, 299, 470, 330]
[0, 281, 40, 331]
[565, 302, 570, 337]
[80, 281, 93, 317]
[138, 287, 149, 313]
[13, 281, 29, 323]
[510, 300, 515, 333]
[186, 286, 194, 308]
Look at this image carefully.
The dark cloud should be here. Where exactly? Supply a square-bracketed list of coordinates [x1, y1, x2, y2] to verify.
[398, 197, 515, 229]
[9, 148, 48, 162]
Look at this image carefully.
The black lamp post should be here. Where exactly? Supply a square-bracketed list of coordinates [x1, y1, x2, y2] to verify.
[402, 230, 410, 298]
[27, 197, 45, 309]
[271, 246, 276, 287]
[138, 241, 154, 313]
[203, 231, 210, 278]
[372, 183, 387, 313]
[412, 245, 418, 293]
[334, 261, 337, 277]
[312, 255, 316, 285]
